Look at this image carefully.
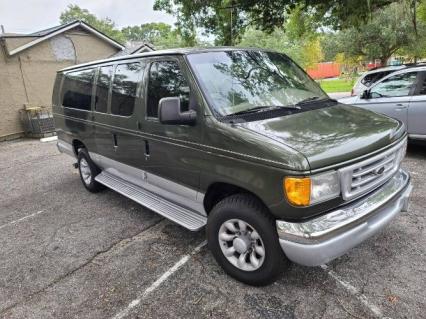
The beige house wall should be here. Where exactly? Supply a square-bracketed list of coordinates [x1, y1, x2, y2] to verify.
[0, 28, 120, 139]
[3, 36, 38, 52]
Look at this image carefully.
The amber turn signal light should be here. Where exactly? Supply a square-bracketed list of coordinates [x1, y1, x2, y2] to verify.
[284, 177, 311, 206]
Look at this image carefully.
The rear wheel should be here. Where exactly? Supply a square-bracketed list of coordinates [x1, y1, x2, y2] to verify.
[207, 194, 290, 286]
[77, 149, 104, 193]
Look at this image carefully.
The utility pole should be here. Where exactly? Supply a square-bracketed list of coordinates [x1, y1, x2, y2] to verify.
[1, 25, 5, 34]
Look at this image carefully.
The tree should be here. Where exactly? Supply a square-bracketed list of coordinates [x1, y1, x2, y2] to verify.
[154, 0, 399, 45]
[332, 2, 419, 65]
[121, 23, 173, 42]
[154, 0, 246, 46]
[238, 27, 323, 68]
[60, 5, 126, 43]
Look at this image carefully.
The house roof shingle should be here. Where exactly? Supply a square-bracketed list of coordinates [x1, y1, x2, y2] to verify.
[0, 20, 125, 55]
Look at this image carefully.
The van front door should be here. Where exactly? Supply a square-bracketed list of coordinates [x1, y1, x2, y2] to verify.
[141, 57, 204, 213]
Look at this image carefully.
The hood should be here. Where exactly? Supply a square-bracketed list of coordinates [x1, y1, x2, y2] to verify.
[238, 104, 405, 170]
[338, 96, 359, 104]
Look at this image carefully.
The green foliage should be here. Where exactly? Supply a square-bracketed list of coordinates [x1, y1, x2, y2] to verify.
[59, 5, 199, 49]
[331, 2, 418, 64]
[153, 0, 399, 46]
[60, 4, 126, 44]
[238, 27, 323, 68]
[154, 0, 245, 45]
[318, 79, 355, 93]
[122, 23, 172, 42]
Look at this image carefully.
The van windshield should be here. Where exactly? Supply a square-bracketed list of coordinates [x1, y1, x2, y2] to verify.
[187, 50, 328, 117]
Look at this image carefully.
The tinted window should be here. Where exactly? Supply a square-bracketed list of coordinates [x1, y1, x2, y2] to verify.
[361, 71, 393, 87]
[111, 63, 142, 116]
[370, 72, 417, 98]
[95, 66, 113, 113]
[147, 61, 190, 118]
[416, 72, 426, 95]
[62, 69, 95, 110]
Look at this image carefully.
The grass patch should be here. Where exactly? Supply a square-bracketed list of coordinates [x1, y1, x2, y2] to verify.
[318, 78, 355, 93]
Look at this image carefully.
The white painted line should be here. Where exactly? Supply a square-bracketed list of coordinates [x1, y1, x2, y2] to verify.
[321, 264, 385, 318]
[40, 136, 58, 143]
[0, 210, 45, 231]
[113, 240, 207, 319]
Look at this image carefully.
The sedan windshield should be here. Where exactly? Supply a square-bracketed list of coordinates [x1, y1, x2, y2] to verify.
[187, 50, 328, 117]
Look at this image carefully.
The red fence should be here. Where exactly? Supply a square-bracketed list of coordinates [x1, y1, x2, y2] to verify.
[306, 62, 341, 79]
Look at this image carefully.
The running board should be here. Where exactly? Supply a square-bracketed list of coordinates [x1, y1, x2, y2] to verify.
[95, 171, 207, 231]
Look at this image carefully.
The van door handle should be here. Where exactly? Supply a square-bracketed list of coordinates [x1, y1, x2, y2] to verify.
[112, 133, 118, 151]
[144, 140, 150, 160]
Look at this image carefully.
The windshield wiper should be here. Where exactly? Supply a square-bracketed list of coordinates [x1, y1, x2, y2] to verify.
[296, 96, 323, 105]
[226, 105, 300, 117]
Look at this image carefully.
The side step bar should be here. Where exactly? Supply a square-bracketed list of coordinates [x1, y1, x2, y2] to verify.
[95, 171, 207, 231]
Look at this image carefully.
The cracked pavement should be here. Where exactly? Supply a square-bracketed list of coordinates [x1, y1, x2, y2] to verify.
[0, 138, 425, 318]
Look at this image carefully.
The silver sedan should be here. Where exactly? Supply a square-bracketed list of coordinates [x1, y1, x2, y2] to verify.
[339, 66, 426, 141]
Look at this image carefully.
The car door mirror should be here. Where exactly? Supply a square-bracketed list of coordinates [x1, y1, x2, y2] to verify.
[158, 97, 196, 125]
[360, 89, 370, 99]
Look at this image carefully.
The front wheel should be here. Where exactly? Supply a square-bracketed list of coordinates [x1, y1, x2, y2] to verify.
[207, 194, 290, 286]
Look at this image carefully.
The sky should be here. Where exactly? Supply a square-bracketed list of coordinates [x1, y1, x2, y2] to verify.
[0, 0, 176, 34]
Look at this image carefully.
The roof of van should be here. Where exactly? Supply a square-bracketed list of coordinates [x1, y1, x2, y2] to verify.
[59, 47, 273, 72]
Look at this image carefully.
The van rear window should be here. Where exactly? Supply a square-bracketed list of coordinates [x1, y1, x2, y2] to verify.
[111, 63, 142, 116]
[62, 69, 95, 110]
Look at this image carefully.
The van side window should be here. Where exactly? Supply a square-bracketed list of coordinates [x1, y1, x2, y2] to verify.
[147, 60, 190, 118]
[111, 62, 142, 116]
[95, 66, 113, 113]
[62, 69, 95, 110]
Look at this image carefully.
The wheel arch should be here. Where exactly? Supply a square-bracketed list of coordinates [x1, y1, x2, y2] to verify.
[72, 139, 86, 156]
[203, 182, 271, 216]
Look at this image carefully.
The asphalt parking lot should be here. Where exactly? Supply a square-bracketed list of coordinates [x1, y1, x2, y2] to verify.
[0, 138, 424, 319]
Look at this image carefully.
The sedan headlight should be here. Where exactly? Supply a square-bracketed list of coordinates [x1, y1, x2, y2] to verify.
[284, 171, 340, 206]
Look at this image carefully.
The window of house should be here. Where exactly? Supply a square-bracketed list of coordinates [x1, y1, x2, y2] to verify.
[146, 60, 190, 118]
[111, 62, 142, 116]
[62, 69, 95, 110]
[94, 66, 113, 113]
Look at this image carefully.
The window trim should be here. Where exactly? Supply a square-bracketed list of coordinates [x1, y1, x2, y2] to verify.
[93, 64, 115, 115]
[144, 56, 190, 122]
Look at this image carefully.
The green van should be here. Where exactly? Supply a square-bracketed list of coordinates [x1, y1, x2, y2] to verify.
[52, 48, 412, 285]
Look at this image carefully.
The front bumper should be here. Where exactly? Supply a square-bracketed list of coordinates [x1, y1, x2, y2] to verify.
[276, 169, 412, 266]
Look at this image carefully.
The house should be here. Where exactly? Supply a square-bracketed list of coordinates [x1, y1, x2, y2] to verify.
[113, 41, 155, 57]
[0, 20, 125, 140]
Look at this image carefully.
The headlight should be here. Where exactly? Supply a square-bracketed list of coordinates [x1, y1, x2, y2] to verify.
[284, 171, 340, 206]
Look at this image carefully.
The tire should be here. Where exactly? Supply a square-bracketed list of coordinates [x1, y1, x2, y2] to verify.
[77, 148, 105, 193]
[207, 194, 290, 286]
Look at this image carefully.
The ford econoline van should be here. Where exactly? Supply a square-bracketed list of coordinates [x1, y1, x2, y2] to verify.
[53, 48, 412, 285]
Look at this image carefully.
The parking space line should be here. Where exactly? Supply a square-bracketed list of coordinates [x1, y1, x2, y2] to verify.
[0, 210, 45, 231]
[320, 264, 385, 318]
[112, 240, 207, 319]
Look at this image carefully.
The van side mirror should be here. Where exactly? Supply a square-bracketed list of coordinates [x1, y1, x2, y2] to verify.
[360, 89, 370, 99]
[158, 97, 196, 125]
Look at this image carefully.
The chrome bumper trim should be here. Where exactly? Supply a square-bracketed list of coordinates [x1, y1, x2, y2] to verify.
[57, 140, 75, 158]
[277, 169, 412, 266]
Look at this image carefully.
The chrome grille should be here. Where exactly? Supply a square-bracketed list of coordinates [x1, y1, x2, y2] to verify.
[339, 138, 407, 200]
